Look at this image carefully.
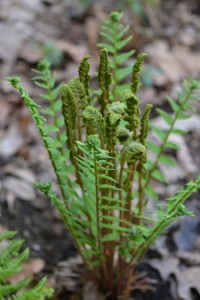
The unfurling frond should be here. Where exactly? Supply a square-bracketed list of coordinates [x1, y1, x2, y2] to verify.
[106, 111, 121, 140]
[98, 48, 112, 115]
[83, 106, 105, 139]
[78, 54, 91, 99]
[117, 127, 129, 143]
[125, 141, 146, 163]
[131, 53, 147, 94]
[121, 89, 140, 138]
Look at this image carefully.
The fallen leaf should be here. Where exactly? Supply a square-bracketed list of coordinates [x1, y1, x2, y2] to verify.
[0, 125, 25, 159]
[56, 40, 88, 62]
[149, 256, 200, 300]
[0, 95, 11, 126]
[3, 176, 35, 201]
[4, 165, 36, 183]
[151, 115, 200, 133]
[145, 40, 200, 84]
[173, 217, 200, 252]
[9, 258, 45, 283]
[83, 282, 105, 300]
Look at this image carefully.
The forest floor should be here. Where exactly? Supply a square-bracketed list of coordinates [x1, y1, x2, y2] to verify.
[0, 0, 200, 299]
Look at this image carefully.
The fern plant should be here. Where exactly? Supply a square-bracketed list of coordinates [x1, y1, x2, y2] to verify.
[0, 231, 53, 300]
[7, 11, 200, 299]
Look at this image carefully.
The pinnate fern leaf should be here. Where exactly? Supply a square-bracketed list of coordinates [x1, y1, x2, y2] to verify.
[0, 231, 53, 300]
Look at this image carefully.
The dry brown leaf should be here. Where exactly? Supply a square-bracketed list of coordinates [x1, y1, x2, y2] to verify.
[177, 251, 200, 266]
[0, 125, 25, 158]
[0, 96, 11, 126]
[149, 256, 200, 300]
[56, 40, 88, 62]
[83, 282, 105, 300]
[3, 176, 35, 201]
[4, 165, 36, 183]
[145, 40, 200, 84]
[9, 258, 45, 283]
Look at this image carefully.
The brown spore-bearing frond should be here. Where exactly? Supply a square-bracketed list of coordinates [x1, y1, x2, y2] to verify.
[131, 53, 147, 94]
[98, 48, 112, 115]
[78, 54, 91, 98]
[139, 104, 153, 145]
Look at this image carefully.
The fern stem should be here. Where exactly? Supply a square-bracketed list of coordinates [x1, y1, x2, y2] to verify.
[119, 148, 126, 201]
[145, 87, 194, 188]
[112, 24, 118, 99]
[94, 149, 102, 254]
[137, 172, 144, 224]
[123, 268, 133, 300]
[124, 163, 137, 222]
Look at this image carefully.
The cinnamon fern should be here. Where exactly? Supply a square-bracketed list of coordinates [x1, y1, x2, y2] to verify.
[7, 11, 200, 300]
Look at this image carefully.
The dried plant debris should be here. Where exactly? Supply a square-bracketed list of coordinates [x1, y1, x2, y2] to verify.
[0, 165, 36, 205]
[149, 256, 200, 300]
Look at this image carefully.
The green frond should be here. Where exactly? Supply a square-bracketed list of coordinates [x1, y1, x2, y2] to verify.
[7, 77, 70, 201]
[98, 48, 112, 115]
[156, 108, 173, 125]
[146, 78, 200, 186]
[32, 60, 65, 153]
[131, 53, 147, 94]
[35, 181, 74, 230]
[0, 231, 53, 300]
[134, 178, 200, 261]
[98, 12, 134, 99]
[9, 277, 54, 300]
